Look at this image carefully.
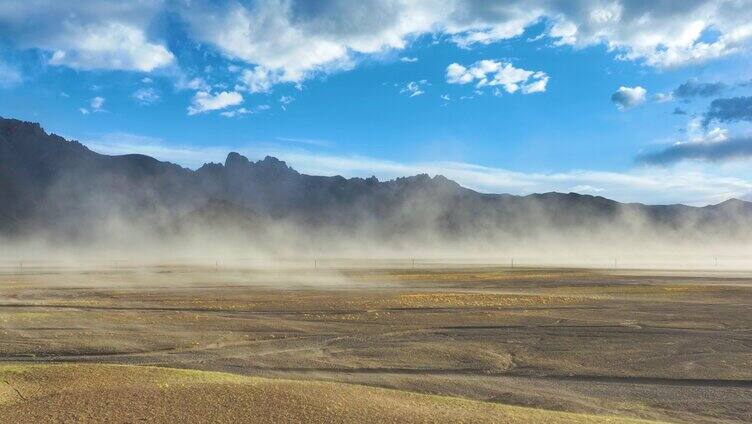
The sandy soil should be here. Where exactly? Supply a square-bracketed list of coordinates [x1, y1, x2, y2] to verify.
[0, 264, 750, 423]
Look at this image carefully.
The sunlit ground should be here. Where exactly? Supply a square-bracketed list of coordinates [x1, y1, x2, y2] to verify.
[0, 261, 750, 423]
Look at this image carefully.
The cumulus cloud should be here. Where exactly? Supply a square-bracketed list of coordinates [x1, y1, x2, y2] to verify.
[0, 2, 173, 71]
[179, 1, 365, 86]
[46, 23, 174, 71]
[2, 1, 751, 81]
[548, 1, 752, 68]
[673, 79, 727, 99]
[173, 1, 752, 90]
[132, 87, 160, 105]
[187, 91, 243, 115]
[703, 96, 752, 126]
[400, 80, 427, 97]
[446, 60, 548, 94]
[611, 86, 646, 110]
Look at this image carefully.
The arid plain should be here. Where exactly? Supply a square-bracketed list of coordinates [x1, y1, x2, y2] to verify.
[0, 261, 750, 423]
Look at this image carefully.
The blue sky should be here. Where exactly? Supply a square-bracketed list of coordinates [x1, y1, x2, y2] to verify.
[2, 1, 752, 205]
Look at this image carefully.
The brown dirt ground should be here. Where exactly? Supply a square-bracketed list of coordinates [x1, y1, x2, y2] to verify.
[0, 265, 750, 423]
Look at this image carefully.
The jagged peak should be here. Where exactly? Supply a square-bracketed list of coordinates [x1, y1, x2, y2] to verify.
[225, 152, 251, 168]
[0, 117, 49, 141]
[197, 161, 223, 170]
[0, 116, 43, 132]
[0, 116, 93, 156]
[255, 155, 296, 173]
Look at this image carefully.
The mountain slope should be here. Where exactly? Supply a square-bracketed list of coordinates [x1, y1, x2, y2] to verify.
[1, 116, 751, 242]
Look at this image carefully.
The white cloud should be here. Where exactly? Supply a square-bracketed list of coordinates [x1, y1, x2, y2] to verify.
[1, 1, 750, 80]
[400, 80, 427, 97]
[0, 2, 173, 72]
[0, 61, 22, 88]
[237, 66, 284, 93]
[177, 2, 548, 90]
[187, 91, 243, 115]
[219, 104, 270, 118]
[400, 57, 418, 63]
[46, 23, 173, 71]
[79, 108, 90, 115]
[132, 87, 160, 105]
[176, 77, 210, 94]
[698, 127, 729, 144]
[446, 63, 474, 84]
[611, 86, 646, 110]
[685, 116, 729, 144]
[90, 96, 105, 112]
[572, 184, 605, 193]
[521, 73, 549, 94]
[82, 132, 752, 206]
[279, 95, 295, 110]
[172, 0, 752, 91]
[446, 60, 548, 94]
[545, 1, 752, 68]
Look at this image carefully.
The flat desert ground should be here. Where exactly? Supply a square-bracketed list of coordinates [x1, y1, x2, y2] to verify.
[0, 261, 750, 423]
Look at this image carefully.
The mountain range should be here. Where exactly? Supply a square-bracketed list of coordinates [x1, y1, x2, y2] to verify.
[2, 116, 752, 244]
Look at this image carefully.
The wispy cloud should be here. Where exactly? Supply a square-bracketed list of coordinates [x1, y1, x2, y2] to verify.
[132, 87, 160, 105]
[400, 80, 427, 97]
[91, 96, 105, 112]
[0, 61, 22, 88]
[275, 136, 332, 148]
[219, 104, 270, 118]
[279, 95, 294, 110]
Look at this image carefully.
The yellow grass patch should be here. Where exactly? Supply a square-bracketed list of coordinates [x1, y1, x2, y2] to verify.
[0, 363, 665, 424]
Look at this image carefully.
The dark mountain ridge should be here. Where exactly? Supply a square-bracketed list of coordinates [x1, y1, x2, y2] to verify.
[2, 116, 751, 242]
